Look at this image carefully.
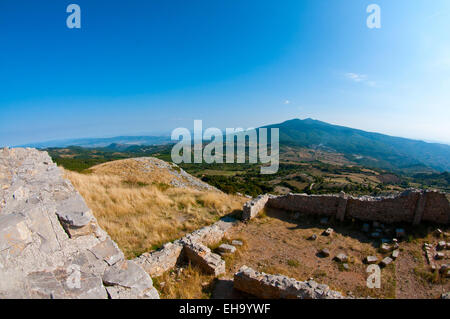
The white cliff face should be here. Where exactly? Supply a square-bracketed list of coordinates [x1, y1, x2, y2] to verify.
[0, 148, 159, 299]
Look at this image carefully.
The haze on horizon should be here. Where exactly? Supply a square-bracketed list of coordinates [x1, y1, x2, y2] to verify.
[1, 0, 450, 146]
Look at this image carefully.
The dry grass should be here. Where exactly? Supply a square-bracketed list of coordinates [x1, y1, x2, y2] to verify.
[153, 263, 216, 299]
[63, 159, 246, 258]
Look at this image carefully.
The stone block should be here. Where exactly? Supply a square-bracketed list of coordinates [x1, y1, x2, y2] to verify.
[380, 257, 393, 267]
[183, 242, 225, 276]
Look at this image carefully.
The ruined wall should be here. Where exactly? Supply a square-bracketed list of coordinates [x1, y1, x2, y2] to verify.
[0, 148, 159, 299]
[233, 266, 345, 299]
[134, 216, 236, 277]
[242, 195, 269, 220]
[267, 193, 342, 217]
[259, 189, 450, 225]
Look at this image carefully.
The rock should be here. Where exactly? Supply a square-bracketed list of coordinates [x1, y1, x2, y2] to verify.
[182, 242, 225, 276]
[365, 256, 378, 264]
[380, 243, 393, 253]
[334, 253, 348, 263]
[441, 292, 450, 299]
[391, 250, 400, 259]
[55, 194, 93, 232]
[231, 240, 243, 246]
[435, 252, 445, 260]
[323, 228, 333, 237]
[0, 148, 159, 299]
[308, 234, 317, 241]
[380, 257, 393, 267]
[217, 244, 236, 254]
[102, 260, 158, 299]
[233, 266, 345, 299]
[89, 238, 124, 266]
[342, 263, 349, 270]
[319, 248, 330, 257]
[27, 268, 107, 299]
[437, 241, 446, 250]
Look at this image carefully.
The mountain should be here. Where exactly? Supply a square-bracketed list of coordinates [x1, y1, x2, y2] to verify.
[261, 119, 450, 172]
[19, 135, 171, 149]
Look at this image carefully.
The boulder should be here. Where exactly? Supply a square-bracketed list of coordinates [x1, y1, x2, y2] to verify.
[217, 244, 237, 254]
[391, 250, 400, 259]
[435, 252, 445, 260]
[231, 240, 243, 246]
[319, 248, 330, 257]
[334, 253, 348, 263]
[103, 260, 159, 299]
[380, 243, 393, 253]
[380, 257, 393, 267]
[365, 256, 378, 264]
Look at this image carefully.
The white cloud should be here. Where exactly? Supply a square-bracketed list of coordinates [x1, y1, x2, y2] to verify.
[284, 100, 291, 104]
[345, 73, 377, 87]
[345, 73, 367, 82]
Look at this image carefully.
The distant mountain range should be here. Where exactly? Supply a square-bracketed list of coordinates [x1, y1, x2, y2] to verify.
[19, 135, 171, 149]
[20, 118, 450, 172]
[262, 119, 450, 172]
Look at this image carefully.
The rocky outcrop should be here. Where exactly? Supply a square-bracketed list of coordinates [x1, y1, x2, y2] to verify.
[0, 148, 159, 299]
[243, 190, 450, 225]
[233, 266, 345, 299]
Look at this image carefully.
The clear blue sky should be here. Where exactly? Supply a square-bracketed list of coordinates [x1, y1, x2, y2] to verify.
[1, 0, 449, 146]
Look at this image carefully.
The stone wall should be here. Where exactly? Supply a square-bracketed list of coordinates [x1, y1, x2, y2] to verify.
[245, 190, 450, 225]
[0, 148, 159, 299]
[242, 195, 270, 220]
[233, 265, 345, 299]
[134, 216, 237, 277]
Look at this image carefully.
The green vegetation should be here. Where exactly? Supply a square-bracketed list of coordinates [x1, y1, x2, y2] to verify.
[46, 142, 449, 197]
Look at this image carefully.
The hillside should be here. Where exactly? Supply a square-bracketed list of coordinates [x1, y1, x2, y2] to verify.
[64, 157, 246, 258]
[262, 119, 450, 172]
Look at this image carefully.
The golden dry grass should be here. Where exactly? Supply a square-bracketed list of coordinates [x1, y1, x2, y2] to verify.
[153, 263, 216, 299]
[64, 158, 246, 258]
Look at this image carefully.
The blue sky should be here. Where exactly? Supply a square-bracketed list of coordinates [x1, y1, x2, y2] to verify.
[0, 0, 449, 146]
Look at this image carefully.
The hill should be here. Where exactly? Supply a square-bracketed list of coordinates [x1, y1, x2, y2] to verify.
[64, 157, 246, 258]
[262, 119, 450, 172]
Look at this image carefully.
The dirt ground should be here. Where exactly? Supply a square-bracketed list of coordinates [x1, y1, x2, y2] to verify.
[216, 208, 450, 299]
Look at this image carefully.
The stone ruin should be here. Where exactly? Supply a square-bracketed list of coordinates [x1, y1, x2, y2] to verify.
[234, 266, 345, 299]
[1, 147, 449, 299]
[243, 191, 450, 225]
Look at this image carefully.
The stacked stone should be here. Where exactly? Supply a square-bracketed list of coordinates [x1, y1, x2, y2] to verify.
[233, 266, 346, 299]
